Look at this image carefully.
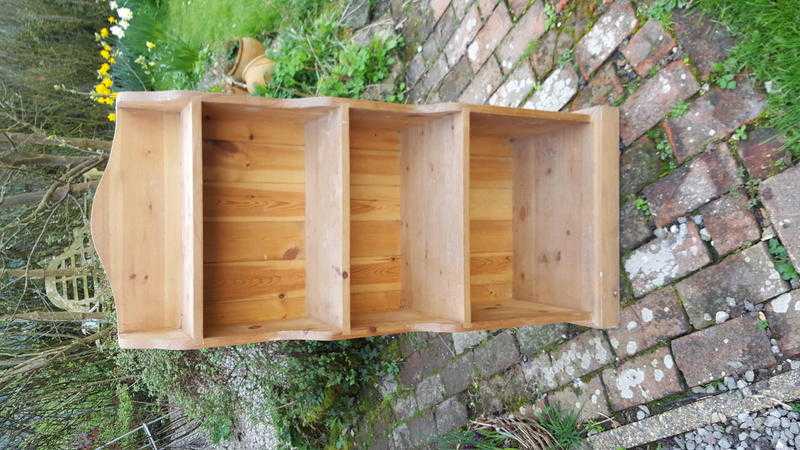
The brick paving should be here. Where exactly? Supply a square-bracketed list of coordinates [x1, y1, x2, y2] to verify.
[351, 1, 800, 448]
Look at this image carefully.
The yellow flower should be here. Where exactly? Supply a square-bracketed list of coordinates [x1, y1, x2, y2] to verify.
[100, 28, 110, 38]
[102, 77, 113, 88]
[108, 16, 117, 23]
[108, 57, 116, 64]
[100, 49, 111, 60]
[95, 84, 110, 95]
[97, 63, 111, 76]
[146, 41, 156, 50]
[102, 42, 112, 51]
[107, 113, 117, 122]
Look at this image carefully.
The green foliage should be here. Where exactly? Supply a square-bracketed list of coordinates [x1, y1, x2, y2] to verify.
[730, 125, 748, 142]
[544, 2, 558, 31]
[437, 427, 516, 449]
[557, 48, 575, 69]
[697, 0, 800, 159]
[537, 405, 584, 449]
[645, 0, 690, 30]
[667, 101, 689, 119]
[117, 348, 236, 443]
[262, 13, 402, 99]
[767, 238, 799, 282]
[756, 318, 770, 331]
[634, 197, 652, 217]
[647, 129, 678, 176]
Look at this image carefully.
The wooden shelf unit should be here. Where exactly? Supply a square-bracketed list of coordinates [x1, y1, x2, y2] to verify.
[91, 92, 619, 350]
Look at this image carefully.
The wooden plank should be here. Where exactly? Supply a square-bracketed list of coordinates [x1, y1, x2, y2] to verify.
[350, 220, 401, 258]
[181, 98, 203, 340]
[470, 220, 512, 253]
[469, 188, 512, 221]
[202, 114, 306, 146]
[469, 282, 512, 303]
[203, 140, 304, 184]
[470, 155, 513, 189]
[400, 112, 469, 323]
[469, 253, 513, 285]
[469, 299, 591, 330]
[204, 261, 305, 304]
[350, 148, 401, 186]
[304, 106, 349, 330]
[204, 182, 304, 220]
[203, 221, 304, 263]
[350, 256, 401, 287]
[205, 297, 305, 326]
[351, 291, 403, 314]
[350, 184, 400, 221]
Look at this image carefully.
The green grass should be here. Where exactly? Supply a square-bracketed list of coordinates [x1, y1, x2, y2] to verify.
[696, 0, 800, 159]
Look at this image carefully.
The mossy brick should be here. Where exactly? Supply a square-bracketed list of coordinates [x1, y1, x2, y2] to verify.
[607, 288, 690, 359]
[574, 0, 637, 79]
[601, 346, 682, 411]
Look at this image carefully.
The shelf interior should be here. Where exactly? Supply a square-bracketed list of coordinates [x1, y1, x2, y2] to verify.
[348, 107, 469, 329]
[201, 101, 347, 336]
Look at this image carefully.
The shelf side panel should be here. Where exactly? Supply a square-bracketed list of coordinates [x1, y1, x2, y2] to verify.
[400, 112, 469, 324]
[179, 98, 203, 340]
[304, 106, 350, 331]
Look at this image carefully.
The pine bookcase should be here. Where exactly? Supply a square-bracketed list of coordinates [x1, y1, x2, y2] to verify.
[90, 91, 619, 349]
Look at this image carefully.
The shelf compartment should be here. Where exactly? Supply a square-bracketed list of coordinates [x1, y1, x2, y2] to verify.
[200, 98, 349, 340]
[348, 106, 469, 332]
[467, 106, 619, 330]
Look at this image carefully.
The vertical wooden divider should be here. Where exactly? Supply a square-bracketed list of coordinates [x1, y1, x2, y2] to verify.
[304, 106, 350, 331]
[180, 97, 203, 340]
[400, 111, 470, 324]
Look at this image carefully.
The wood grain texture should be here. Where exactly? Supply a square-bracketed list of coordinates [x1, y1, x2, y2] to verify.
[400, 112, 469, 323]
[304, 106, 349, 330]
[95, 92, 617, 350]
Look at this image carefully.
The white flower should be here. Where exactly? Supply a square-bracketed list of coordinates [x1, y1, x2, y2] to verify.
[119, 19, 130, 29]
[117, 7, 133, 21]
[110, 25, 125, 38]
[109, 1, 118, 9]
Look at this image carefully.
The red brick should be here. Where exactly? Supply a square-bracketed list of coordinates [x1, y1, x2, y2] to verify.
[602, 347, 683, 410]
[676, 243, 789, 329]
[459, 57, 503, 104]
[548, 375, 611, 420]
[621, 19, 675, 77]
[495, 1, 547, 72]
[439, 56, 474, 101]
[761, 164, 800, 268]
[530, 30, 573, 78]
[619, 61, 699, 145]
[429, 0, 450, 22]
[620, 200, 654, 251]
[488, 62, 536, 106]
[619, 135, 662, 197]
[444, 4, 482, 66]
[575, 0, 637, 79]
[671, 315, 777, 387]
[467, 3, 513, 71]
[624, 222, 710, 297]
[542, 329, 614, 388]
[643, 143, 740, 227]
[508, 0, 530, 17]
[664, 77, 766, 163]
[766, 290, 800, 357]
[699, 193, 760, 256]
[570, 62, 624, 110]
[608, 288, 690, 358]
[476, 0, 498, 19]
[672, 9, 736, 79]
[524, 66, 579, 111]
[737, 128, 790, 179]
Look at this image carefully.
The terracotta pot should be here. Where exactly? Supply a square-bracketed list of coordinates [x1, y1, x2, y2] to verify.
[227, 37, 265, 80]
[243, 55, 275, 94]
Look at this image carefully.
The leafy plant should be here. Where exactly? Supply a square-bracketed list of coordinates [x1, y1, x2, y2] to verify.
[557, 48, 575, 69]
[635, 197, 652, 217]
[647, 129, 678, 176]
[731, 125, 748, 141]
[537, 405, 584, 449]
[767, 238, 799, 281]
[544, 2, 558, 31]
[717, 73, 737, 90]
[645, 0, 690, 29]
[756, 318, 770, 331]
[668, 101, 690, 119]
